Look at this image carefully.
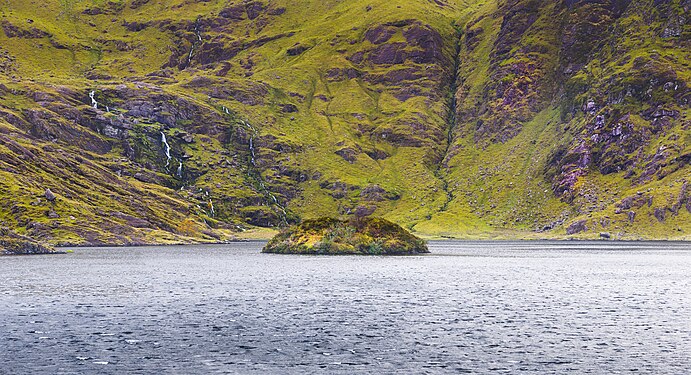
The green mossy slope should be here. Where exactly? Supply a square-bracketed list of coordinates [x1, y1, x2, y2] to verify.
[0, 0, 688, 243]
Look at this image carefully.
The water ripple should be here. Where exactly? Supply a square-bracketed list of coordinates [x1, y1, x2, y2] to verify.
[1, 241, 690, 374]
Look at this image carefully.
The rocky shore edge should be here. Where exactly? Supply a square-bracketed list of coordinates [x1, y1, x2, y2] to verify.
[0, 227, 59, 255]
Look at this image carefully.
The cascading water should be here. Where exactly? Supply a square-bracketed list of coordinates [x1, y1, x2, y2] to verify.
[221, 108, 289, 223]
[88, 90, 116, 113]
[243, 120, 258, 166]
[244, 120, 287, 220]
[89, 91, 98, 109]
[249, 137, 256, 166]
[186, 18, 203, 67]
[177, 161, 183, 178]
[161, 132, 172, 167]
[187, 47, 194, 66]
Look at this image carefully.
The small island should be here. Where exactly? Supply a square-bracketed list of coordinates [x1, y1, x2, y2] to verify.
[262, 217, 429, 255]
[0, 227, 57, 256]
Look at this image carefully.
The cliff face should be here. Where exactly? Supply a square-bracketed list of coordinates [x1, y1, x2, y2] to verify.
[0, 0, 688, 244]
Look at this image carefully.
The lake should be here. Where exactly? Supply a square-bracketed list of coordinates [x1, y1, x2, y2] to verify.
[1, 241, 690, 374]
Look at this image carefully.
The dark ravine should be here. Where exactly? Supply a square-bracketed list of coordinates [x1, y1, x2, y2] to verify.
[434, 25, 463, 213]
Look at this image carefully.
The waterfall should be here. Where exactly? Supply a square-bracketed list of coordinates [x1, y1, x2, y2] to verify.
[186, 20, 203, 67]
[89, 91, 98, 109]
[161, 132, 171, 167]
[187, 46, 195, 65]
[242, 119, 288, 223]
[249, 136, 256, 166]
[177, 161, 183, 178]
[209, 200, 215, 217]
[244, 120, 257, 166]
[222, 106, 230, 115]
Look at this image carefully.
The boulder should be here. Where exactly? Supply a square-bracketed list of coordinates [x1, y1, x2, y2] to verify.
[281, 104, 298, 113]
[566, 220, 587, 235]
[287, 44, 309, 56]
[45, 188, 56, 202]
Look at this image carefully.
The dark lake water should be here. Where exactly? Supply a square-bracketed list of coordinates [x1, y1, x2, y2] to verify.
[1, 241, 690, 374]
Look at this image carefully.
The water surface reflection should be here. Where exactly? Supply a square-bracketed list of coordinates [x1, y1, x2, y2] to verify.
[1, 241, 690, 374]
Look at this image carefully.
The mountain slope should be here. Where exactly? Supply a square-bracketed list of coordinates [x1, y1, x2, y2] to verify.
[0, 0, 688, 244]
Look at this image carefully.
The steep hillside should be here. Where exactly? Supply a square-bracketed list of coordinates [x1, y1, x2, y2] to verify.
[0, 0, 688, 244]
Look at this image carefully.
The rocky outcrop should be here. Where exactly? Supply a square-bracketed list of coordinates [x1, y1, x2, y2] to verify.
[1, 20, 50, 39]
[287, 43, 309, 56]
[356, 21, 446, 67]
[0, 227, 56, 255]
[360, 185, 400, 202]
[262, 217, 429, 255]
[566, 220, 587, 235]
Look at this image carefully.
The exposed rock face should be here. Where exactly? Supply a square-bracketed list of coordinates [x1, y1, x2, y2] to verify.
[457, 0, 549, 144]
[566, 220, 587, 235]
[560, 0, 629, 73]
[335, 147, 359, 163]
[0, 227, 56, 255]
[360, 185, 400, 202]
[359, 21, 446, 67]
[286, 44, 309, 56]
[1, 20, 50, 38]
[262, 217, 429, 255]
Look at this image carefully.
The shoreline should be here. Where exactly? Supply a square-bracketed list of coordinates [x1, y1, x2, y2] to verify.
[2, 238, 688, 256]
[54, 239, 266, 249]
[1, 251, 68, 256]
[53, 237, 691, 250]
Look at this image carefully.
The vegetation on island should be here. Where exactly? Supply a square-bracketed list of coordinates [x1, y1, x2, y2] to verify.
[262, 217, 429, 255]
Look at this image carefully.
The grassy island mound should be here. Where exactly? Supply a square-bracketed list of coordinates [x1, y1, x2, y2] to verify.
[0, 227, 57, 255]
[262, 217, 429, 255]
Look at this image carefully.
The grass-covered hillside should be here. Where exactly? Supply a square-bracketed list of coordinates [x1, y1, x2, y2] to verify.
[0, 0, 688, 244]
